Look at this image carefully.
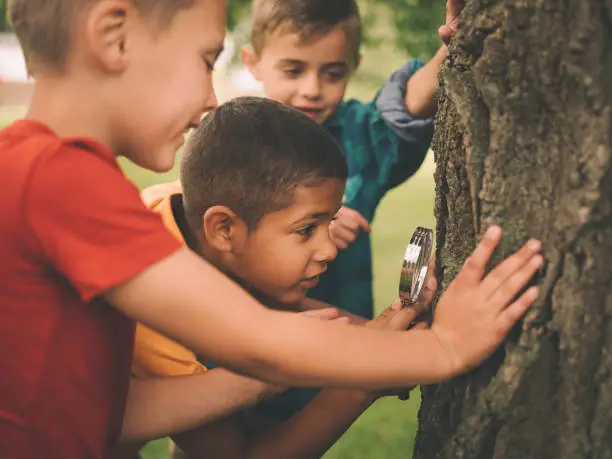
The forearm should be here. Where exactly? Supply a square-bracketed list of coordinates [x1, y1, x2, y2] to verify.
[234, 317, 451, 388]
[404, 45, 448, 118]
[246, 389, 376, 459]
[110, 250, 453, 390]
[121, 369, 272, 442]
[138, 310, 450, 390]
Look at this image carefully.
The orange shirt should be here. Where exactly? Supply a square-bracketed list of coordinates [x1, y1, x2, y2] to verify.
[0, 121, 181, 458]
[132, 181, 206, 378]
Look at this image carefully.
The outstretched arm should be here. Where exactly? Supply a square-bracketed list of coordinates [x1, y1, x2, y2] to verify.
[106, 226, 542, 389]
[404, 0, 466, 117]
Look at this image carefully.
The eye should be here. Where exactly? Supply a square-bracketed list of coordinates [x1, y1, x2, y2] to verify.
[325, 70, 348, 82]
[200, 52, 216, 73]
[283, 67, 302, 78]
[296, 223, 317, 238]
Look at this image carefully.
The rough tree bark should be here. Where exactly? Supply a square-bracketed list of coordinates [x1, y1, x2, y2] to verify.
[413, 1, 612, 458]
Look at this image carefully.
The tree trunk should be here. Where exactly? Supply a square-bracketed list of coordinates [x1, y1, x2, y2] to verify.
[413, 1, 612, 458]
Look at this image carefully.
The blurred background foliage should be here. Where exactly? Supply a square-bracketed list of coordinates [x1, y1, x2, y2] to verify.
[227, 0, 445, 59]
[1, 0, 445, 58]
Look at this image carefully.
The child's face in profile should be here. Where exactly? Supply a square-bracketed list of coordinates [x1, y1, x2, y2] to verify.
[113, 0, 225, 172]
[243, 25, 357, 125]
[227, 179, 345, 306]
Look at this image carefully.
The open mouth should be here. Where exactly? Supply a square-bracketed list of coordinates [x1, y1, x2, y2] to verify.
[295, 107, 324, 120]
[299, 275, 321, 289]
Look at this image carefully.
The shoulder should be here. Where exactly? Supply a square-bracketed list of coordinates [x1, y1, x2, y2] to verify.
[141, 180, 183, 209]
[21, 124, 132, 203]
[1, 120, 122, 189]
[132, 323, 205, 378]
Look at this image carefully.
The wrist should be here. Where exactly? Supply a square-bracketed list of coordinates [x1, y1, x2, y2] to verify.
[434, 45, 448, 65]
[426, 327, 461, 380]
[408, 329, 457, 383]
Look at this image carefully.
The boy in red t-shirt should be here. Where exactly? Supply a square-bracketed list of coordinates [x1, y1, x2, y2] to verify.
[0, 0, 543, 457]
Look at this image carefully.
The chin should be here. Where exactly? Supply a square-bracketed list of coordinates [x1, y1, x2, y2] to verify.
[278, 291, 306, 308]
[150, 160, 176, 173]
[317, 111, 335, 125]
[145, 152, 177, 173]
[124, 147, 176, 173]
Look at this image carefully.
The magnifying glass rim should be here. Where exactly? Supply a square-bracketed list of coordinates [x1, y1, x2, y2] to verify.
[399, 226, 433, 306]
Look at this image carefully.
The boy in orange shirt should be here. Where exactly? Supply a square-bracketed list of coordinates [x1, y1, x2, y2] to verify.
[117, 96, 437, 458]
[0, 0, 543, 457]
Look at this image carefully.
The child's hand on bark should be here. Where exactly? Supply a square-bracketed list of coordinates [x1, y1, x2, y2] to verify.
[439, 0, 466, 44]
[430, 226, 542, 377]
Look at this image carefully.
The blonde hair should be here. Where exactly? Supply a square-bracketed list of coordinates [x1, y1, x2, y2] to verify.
[8, 0, 195, 74]
[250, 0, 361, 64]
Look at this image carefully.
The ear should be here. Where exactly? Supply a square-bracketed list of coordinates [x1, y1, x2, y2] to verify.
[202, 206, 248, 253]
[83, 0, 134, 73]
[241, 45, 262, 81]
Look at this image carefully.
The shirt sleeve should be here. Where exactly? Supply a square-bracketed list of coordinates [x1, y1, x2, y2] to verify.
[23, 140, 182, 302]
[372, 59, 435, 192]
[132, 324, 206, 378]
[376, 59, 435, 147]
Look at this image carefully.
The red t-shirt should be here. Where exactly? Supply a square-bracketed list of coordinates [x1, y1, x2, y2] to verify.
[0, 120, 181, 458]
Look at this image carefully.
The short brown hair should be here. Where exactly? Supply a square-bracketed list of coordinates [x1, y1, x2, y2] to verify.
[251, 0, 361, 64]
[181, 96, 348, 232]
[8, 0, 194, 74]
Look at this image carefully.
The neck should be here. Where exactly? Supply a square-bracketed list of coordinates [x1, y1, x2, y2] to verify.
[26, 73, 113, 148]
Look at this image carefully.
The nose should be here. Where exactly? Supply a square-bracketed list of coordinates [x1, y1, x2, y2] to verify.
[314, 230, 338, 265]
[299, 72, 322, 101]
[191, 86, 219, 128]
[206, 86, 219, 111]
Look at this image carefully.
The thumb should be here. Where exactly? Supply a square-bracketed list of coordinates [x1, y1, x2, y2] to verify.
[416, 260, 438, 306]
[386, 306, 421, 331]
[368, 301, 419, 331]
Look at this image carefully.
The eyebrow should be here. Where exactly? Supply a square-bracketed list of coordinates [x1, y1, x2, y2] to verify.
[294, 209, 340, 224]
[277, 59, 306, 66]
[276, 58, 348, 67]
[321, 62, 349, 69]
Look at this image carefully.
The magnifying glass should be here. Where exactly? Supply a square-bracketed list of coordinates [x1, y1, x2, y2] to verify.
[399, 226, 434, 307]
